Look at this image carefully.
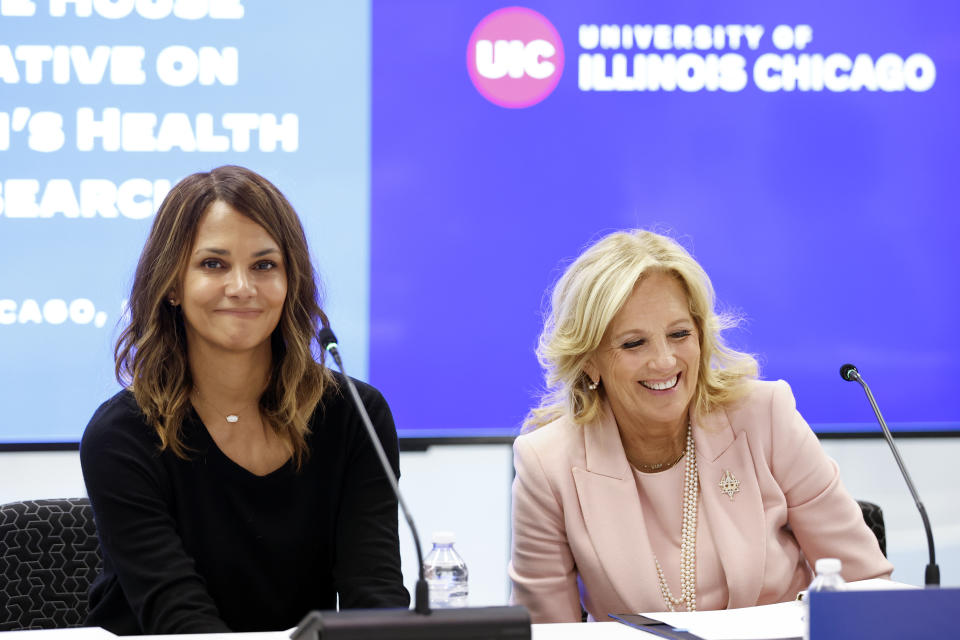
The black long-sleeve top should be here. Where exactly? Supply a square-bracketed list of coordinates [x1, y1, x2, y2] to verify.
[79, 374, 409, 635]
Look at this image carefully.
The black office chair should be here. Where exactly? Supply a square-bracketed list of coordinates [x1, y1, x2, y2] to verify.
[0, 498, 102, 631]
[856, 500, 886, 557]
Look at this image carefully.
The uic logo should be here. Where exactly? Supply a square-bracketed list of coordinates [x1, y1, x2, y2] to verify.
[467, 7, 564, 108]
[475, 40, 557, 80]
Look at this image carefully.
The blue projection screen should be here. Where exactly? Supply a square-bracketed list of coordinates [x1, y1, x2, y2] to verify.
[1, 1, 958, 445]
[0, 2, 374, 443]
[368, 1, 960, 437]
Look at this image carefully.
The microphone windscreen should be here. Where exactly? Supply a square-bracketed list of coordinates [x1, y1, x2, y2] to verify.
[839, 363, 858, 381]
[317, 326, 338, 350]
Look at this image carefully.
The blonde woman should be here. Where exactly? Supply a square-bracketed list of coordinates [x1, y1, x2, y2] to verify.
[80, 166, 408, 634]
[509, 229, 891, 623]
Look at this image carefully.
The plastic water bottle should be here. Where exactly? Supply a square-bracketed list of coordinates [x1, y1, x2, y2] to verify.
[804, 558, 846, 639]
[423, 531, 469, 608]
[808, 558, 847, 593]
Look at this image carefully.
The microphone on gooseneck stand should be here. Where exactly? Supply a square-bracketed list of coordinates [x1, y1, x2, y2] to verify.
[317, 326, 431, 615]
[840, 363, 940, 587]
[291, 326, 530, 640]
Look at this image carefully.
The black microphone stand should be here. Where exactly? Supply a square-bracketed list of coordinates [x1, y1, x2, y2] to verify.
[290, 327, 530, 640]
[840, 364, 940, 587]
[320, 328, 431, 614]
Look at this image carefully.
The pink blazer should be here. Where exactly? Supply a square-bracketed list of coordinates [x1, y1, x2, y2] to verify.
[508, 380, 892, 623]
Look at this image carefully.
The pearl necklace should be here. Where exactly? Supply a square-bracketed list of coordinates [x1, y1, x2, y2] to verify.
[653, 425, 698, 612]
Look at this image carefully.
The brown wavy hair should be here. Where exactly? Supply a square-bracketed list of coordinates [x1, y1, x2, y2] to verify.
[115, 165, 333, 466]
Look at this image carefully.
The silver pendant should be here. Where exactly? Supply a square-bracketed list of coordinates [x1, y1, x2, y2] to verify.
[718, 469, 740, 501]
[226, 415, 239, 423]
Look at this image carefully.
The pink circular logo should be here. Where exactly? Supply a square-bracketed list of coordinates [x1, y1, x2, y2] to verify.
[466, 7, 564, 108]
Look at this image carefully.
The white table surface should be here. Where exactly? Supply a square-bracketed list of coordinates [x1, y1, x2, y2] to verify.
[0, 622, 659, 639]
[532, 621, 660, 639]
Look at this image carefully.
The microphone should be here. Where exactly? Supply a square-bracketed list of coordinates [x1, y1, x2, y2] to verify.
[840, 363, 940, 587]
[839, 363, 858, 382]
[291, 326, 530, 640]
[317, 326, 430, 615]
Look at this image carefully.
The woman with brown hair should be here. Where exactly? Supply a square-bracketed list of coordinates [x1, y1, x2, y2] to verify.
[80, 166, 409, 634]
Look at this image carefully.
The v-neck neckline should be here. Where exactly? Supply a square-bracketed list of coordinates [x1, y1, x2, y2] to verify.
[188, 406, 294, 480]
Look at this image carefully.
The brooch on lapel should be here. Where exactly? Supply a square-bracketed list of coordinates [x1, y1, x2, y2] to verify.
[718, 469, 740, 501]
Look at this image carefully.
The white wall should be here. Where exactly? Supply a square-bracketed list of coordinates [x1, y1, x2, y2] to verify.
[819, 438, 959, 587]
[1, 437, 957, 605]
[397, 444, 513, 605]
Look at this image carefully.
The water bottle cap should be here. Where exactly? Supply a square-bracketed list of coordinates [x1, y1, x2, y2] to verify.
[815, 558, 842, 574]
[431, 531, 456, 545]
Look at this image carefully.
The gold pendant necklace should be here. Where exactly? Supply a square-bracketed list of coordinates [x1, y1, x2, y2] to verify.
[634, 448, 686, 472]
[193, 389, 241, 424]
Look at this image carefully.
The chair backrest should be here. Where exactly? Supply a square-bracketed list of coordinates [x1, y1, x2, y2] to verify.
[856, 499, 887, 557]
[0, 498, 102, 631]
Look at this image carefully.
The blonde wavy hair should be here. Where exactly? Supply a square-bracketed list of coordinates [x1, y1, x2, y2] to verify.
[524, 229, 758, 431]
[115, 165, 333, 466]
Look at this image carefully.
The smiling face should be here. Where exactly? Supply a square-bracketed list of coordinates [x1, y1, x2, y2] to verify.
[585, 270, 700, 436]
[178, 200, 287, 358]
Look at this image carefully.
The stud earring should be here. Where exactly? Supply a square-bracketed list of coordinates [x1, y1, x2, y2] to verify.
[587, 379, 599, 391]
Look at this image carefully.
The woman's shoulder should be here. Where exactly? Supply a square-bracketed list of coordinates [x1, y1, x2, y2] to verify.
[514, 413, 585, 464]
[309, 372, 396, 444]
[710, 378, 804, 446]
[723, 379, 795, 416]
[336, 371, 388, 406]
[80, 389, 159, 459]
[518, 411, 581, 441]
[314, 372, 388, 415]
[84, 389, 145, 430]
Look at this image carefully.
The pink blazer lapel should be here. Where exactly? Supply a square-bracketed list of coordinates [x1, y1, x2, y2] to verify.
[695, 410, 766, 609]
[572, 405, 664, 614]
